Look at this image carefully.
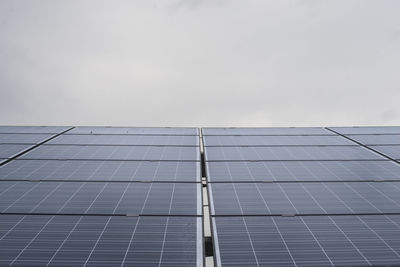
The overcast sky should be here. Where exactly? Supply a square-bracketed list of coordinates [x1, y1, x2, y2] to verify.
[1, 0, 399, 127]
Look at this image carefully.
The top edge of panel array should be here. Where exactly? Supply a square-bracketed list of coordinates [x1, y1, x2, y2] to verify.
[202, 127, 333, 136]
[67, 127, 199, 135]
[330, 126, 400, 135]
[0, 126, 71, 134]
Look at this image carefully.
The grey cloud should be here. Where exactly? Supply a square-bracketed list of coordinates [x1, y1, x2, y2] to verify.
[0, 0, 399, 127]
[169, 0, 224, 10]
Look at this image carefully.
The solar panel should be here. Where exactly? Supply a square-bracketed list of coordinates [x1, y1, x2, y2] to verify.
[205, 146, 384, 161]
[209, 182, 400, 215]
[0, 144, 33, 158]
[0, 160, 200, 182]
[0, 133, 54, 144]
[68, 127, 199, 135]
[20, 145, 200, 161]
[3, 125, 400, 266]
[203, 135, 355, 146]
[48, 134, 199, 146]
[0, 181, 201, 215]
[0, 126, 203, 265]
[330, 126, 400, 135]
[346, 135, 400, 145]
[0, 126, 70, 134]
[0, 215, 202, 267]
[203, 127, 333, 136]
[369, 145, 400, 160]
[203, 127, 400, 265]
[206, 161, 400, 182]
[212, 215, 400, 267]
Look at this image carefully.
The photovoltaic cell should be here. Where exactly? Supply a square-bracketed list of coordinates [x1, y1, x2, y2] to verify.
[205, 146, 383, 161]
[20, 145, 200, 161]
[0, 126, 70, 134]
[369, 145, 400, 160]
[0, 215, 202, 267]
[0, 133, 54, 144]
[48, 134, 199, 146]
[206, 161, 400, 182]
[330, 126, 400, 135]
[213, 215, 400, 267]
[0, 181, 201, 215]
[68, 127, 199, 136]
[203, 135, 355, 146]
[203, 127, 333, 136]
[209, 182, 400, 215]
[347, 135, 400, 145]
[0, 160, 200, 182]
[0, 144, 33, 158]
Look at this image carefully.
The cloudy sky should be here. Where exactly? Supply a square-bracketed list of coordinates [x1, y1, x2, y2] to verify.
[1, 0, 399, 127]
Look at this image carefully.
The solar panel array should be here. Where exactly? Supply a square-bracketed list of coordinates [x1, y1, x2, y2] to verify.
[204, 127, 400, 266]
[2, 125, 400, 266]
[0, 126, 202, 266]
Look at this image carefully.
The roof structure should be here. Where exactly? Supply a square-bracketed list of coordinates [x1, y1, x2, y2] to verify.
[1, 126, 400, 266]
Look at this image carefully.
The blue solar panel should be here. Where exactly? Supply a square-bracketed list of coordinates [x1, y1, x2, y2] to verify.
[3, 125, 400, 266]
[0, 215, 202, 266]
[0, 126, 70, 134]
[0, 125, 203, 266]
[213, 215, 400, 266]
[203, 127, 333, 136]
[0, 160, 201, 182]
[369, 145, 400, 160]
[0, 144, 33, 158]
[206, 161, 400, 182]
[20, 145, 200, 161]
[203, 135, 354, 146]
[0, 133, 54, 144]
[48, 134, 199, 146]
[330, 126, 400, 135]
[68, 127, 199, 135]
[209, 182, 400, 215]
[348, 135, 400, 145]
[0, 181, 201, 215]
[205, 146, 384, 161]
